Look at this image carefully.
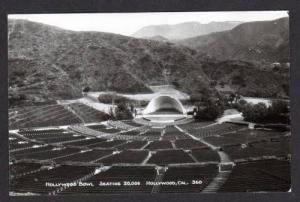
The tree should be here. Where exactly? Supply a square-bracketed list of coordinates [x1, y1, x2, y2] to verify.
[115, 102, 133, 120]
[240, 101, 289, 124]
[194, 98, 224, 121]
[241, 102, 268, 122]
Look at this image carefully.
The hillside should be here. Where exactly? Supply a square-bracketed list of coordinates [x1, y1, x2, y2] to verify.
[133, 21, 241, 40]
[201, 60, 289, 98]
[177, 18, 289, 64]
[8, 19, 212, 107]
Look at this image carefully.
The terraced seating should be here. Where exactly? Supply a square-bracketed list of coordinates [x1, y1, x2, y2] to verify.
[174, 139, 207, 149]
[191, 148, 220, 162]
[10, 145, 53, 157]
[10, 165, 96, 194]
[12, 148, 81, 161]
[63, 138, 106, 147]
[203, 136, 244, 147]
[160, 165, 218, 193]
[9, 104, 82, 129]
[34, 134, 87, 144]
[220, 129, 284, 143]
[10, 162, 43, 177]
[219, 160, 291, 192]
[61, 166, 156, 194]
[31, 133, 78, 140]
[252, 138, 290, 156]
[9, 140, 36, 150]
[87, 140, 126, 149]
[115, 141, 148, 150]
[19, 128, 64, 134]
[68, 103, 109, 123]
[179, 121, 214, 131]
[203, 128, 286, 147]
[96, 150, 149, 165]
[141, 129, 162, 138]
[55, 149, 113, 163]
[223, 138, 290, 161]
[119, 130, 141, 136]
[87, 124, 120, 133]
[122, 120, 143, 127]
[107, 120, 136, 130]
[162, 126, 190, 140]
[145, 141, 173, 150]
[148, 149, 195, 165]
[186, 123, 245, 138]
[19, 129, 73, 139]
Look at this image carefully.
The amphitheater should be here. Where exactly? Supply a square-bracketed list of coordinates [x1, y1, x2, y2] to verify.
[8, 95, 291, 195]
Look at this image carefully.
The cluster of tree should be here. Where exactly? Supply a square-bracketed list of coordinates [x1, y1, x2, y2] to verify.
[194, 97, 225, 121]
[239, 100, 289, 124]
[111, 102, 133, 120]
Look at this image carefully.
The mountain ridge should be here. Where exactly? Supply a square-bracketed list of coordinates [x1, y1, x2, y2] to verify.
[132, 21, 242, 40]
[176, 17, 289, 64]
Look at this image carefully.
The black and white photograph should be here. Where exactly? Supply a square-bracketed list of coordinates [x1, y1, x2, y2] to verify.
[7, 11, 291, 195]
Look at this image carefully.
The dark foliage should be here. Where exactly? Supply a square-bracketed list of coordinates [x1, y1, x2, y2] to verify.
[241, 100, 289, 124]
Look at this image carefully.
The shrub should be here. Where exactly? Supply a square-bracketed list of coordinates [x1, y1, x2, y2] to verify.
[82, 86, 91, 93]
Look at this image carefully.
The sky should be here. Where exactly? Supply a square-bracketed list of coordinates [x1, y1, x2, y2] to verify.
[8, 11, 288, 36]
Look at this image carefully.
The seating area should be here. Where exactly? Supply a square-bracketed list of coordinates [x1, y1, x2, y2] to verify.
[115, 141, 148, 150]
[9, 104, 82, 129]
[203, 128, 286, 147]
[222, 138, 290, 161]
[18, 129, 65, 138]
[10, 162, 43, 178]
[203, 136, 244, 147]
[87, 124, 120, 133]
[9, 139, 36, 150]
[54, 149, 113, 163]
[162, 126, 191, 140]
[32, 134, 87, 144]
[219, 160, 291, 192]
[145, 141, 173, 150]
[221, 129, 284, 143]
[68, 103, 109, 123]
[119, 130, 141, 136]
[141, 129, 162, 138]
[174, 139, 207, 149]
[121, 120, 143, 127]
[191, 148, 220, 162]
[96, 150, 149, 165]
[185, 123, 245, 139]
[12, 148, 81, 161]
[8, 115, 291, 194]
[160, 165, 218, 193]
[87, 140, 126, 149]
[179, 121, 214, 131]
[107, 120, 136, 130]
[10, 165, 96, 194]
[147, 149, 195, 165]
[63, 138, 105, 147]
[61, 166, 156, 194]
[10, 145, 54, 158]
